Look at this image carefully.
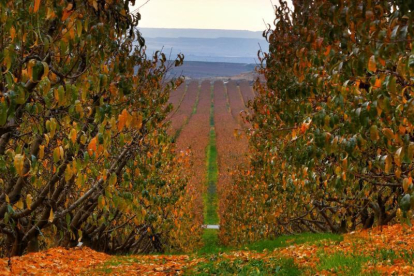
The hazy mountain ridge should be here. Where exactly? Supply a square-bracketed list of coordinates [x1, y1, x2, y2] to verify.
[139, 27, 265, 40]
[140, 28, 268, 64]
[137, 27, 268, 73]
[143, 36, 267, 64]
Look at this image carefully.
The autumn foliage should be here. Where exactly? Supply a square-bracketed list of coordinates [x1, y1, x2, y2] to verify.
[222, 0, 414, 245]
[0, 0, 197, 257]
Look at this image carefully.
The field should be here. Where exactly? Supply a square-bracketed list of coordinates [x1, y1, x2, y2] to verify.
[168, 80, 251, 227]
[166, 61, 256, 79]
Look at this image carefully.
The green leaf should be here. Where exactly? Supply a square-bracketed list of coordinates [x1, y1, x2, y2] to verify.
[388, 76, 396, 95]
[0, 102, 7, 125]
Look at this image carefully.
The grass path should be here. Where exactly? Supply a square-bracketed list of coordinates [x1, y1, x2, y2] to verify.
[204, 84, 219, 226]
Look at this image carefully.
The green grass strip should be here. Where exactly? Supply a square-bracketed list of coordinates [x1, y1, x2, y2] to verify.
[204, 84, 219, 225]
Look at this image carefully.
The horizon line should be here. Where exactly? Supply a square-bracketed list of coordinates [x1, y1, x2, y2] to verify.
[138, 26, 267, 32]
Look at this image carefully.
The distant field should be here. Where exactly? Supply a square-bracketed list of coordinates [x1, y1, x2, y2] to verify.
[167, 61, 256, 79]
[168, 80, 252, 228]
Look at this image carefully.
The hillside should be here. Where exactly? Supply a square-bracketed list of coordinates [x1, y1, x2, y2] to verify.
[139, 28, 268, 64]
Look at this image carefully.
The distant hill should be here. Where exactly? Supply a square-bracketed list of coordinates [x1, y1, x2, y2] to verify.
[143, 37, 266, 64]
[137, 27, 268, 65]
[139, 28, 264, 40]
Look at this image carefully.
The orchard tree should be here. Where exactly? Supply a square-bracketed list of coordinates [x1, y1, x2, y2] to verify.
[222, 0, 414, 245]
[0, 0, 201, 257]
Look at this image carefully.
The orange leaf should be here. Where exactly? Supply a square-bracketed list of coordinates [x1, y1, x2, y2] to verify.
[374, 78, 382, 88]
[88, 137, 97, 155]
[34, 0, 41, 13]
[10, 27, 16, 41]
[324, 46, 331, 56]
[368, 55, 377, 72]
[62, 10, 73, 21]
[117, 109, 128, 132]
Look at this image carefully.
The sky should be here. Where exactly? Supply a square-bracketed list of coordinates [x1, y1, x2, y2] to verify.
[133, 0, 278, 31]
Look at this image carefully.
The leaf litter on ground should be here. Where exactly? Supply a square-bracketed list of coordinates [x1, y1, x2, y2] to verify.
[1, 223, 414, 275]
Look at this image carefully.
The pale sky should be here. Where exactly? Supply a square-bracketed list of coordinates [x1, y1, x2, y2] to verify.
[133, 0, 279, 31]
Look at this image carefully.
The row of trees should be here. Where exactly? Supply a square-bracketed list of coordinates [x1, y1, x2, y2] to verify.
[0, 0, 200, 257]
[222, 0, 414, 245]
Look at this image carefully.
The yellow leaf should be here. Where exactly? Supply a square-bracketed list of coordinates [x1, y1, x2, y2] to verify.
[385, 155, 392, 174]
[26, 194, 33, 210]
[34, 0, 41, 13]
[76, 174, 83, 188]
[368, 55, 377, 72]
[53, 147, 60, 162]
[14, 154, 25, 176]
[5, 194, 9, 203]
[46, 7, 56, 20]
[59, 146, 64, 160]
[370, 125, 380, 141]
[15, 199, 24, 210]
[39, 145, 45, 159]
[403, 178, 411, 193]
[65, 164, 73, 182]
[44, 134, 50, 146]
[69, 128, 77, 144]
[335, 166, 341, 176]
[92, 0, 98, 10]
[78, 229, 82, 242]
[109, 173, 117, 186]
[48, 209, 54, 222]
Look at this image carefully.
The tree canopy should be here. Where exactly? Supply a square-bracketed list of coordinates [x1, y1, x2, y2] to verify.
[0, 0, 200, 257]
[221, 0, 414, 245]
